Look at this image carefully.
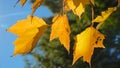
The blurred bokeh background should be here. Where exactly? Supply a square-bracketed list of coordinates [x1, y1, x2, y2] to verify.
[0, 0, 120, 68]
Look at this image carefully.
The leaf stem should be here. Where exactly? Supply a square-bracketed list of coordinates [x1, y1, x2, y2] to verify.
[91, 6, 94, 27]
[14, 0, 20, 8]
[62, 0, 65, 15]
[118, 0, 120, 7]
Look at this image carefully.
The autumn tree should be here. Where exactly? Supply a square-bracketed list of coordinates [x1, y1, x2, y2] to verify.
[7, 0, 120, 68]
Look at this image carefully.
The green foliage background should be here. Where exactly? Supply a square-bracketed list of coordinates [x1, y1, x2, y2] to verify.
[23, 0, 120, 68]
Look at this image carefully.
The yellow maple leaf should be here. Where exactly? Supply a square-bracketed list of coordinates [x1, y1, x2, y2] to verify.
[73, 26, 105, 65]
[92, 7, 116, 29]
[73, 3, 84, 17]
[7, 16, 48, 56]
[7, 17, 33, 36]
[50, 14, 71, 52]
[32, 0, 44, 15]
[64, 0, 94, 17]
[63, 0, 71, 13]
[72, 0, 91, 6]
[20, 0, 27, 6]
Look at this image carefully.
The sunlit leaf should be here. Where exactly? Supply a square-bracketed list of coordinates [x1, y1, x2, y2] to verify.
[73, 26, 105, 65]
[7, 16, 48, 56]
[63, 0, 71, 13]
[92, 7, 116, 29]
[64, 0, 93, 17]
[72, 0, 91, 6]
[20, 0, 27, 6]
[73, 3, 84, 17]
[50, 14, 71, 52]
[7, 17, 33, 36]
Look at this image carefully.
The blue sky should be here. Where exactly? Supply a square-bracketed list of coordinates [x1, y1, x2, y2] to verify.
[0, 0, 52, 68]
